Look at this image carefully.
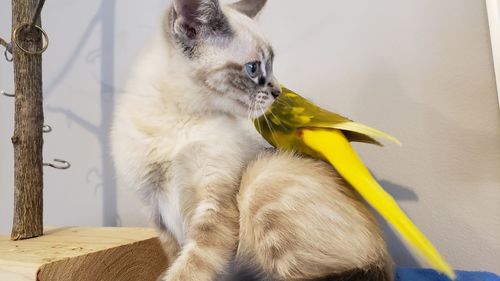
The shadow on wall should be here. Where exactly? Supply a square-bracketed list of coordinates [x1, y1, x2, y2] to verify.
[376, 180, 420, 267]
[353, 62, 500, 268]
[45, 0, 119, 227]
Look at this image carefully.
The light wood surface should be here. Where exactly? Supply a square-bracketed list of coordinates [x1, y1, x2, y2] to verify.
[0, 227, 168, 281]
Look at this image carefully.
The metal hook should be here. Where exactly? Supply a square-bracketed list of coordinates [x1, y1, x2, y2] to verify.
[4, 47, 12, 62]
[42, 124, 52, 133]
[1, 90, 15, 97]
[0, 38, 12, 62]
[43, 159, 71, 170]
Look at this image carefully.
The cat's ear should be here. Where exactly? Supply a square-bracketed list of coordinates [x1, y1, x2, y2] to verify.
[172, 0, 227, 43]
[229, 0, 267, 18]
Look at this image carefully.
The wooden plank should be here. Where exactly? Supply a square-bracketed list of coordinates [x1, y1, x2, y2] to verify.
[0, 227, 168, 281]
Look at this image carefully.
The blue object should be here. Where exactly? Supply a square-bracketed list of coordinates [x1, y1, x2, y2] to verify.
[396, 268, 500, 281]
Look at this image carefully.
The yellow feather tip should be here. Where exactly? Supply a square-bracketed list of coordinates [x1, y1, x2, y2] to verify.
[336, 122, 402, 146]
[301, 128, 455, 280]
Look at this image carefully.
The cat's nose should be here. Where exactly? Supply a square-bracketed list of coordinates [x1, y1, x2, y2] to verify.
[271, 89, 281, 99]
[268, 82, 282, 99]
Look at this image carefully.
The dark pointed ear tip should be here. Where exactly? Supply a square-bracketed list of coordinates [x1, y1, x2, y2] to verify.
[230, 0, 268, 18]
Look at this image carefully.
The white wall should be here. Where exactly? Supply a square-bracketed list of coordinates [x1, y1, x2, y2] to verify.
[1, 0, 499, 273]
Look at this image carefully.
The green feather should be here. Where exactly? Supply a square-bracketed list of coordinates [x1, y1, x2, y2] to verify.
[255, 86, 401, 146]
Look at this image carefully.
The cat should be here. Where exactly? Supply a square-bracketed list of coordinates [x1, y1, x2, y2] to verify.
[110, 0, 393, 280]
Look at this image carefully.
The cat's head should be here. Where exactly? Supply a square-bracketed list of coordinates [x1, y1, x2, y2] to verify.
[165, 0, 280, 117]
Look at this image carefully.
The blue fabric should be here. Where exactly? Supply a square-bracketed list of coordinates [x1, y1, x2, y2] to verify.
[396, 268, 500, 281]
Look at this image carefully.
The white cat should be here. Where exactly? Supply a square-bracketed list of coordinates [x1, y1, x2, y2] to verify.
[111, 1, 393, 280]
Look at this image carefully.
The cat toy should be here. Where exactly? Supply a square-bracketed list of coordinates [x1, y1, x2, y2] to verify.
[254, 86, 455, 280]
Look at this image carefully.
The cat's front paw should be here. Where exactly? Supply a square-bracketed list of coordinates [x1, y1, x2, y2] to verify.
[157, 267, 213, 281]
[156, 270, 168, 281]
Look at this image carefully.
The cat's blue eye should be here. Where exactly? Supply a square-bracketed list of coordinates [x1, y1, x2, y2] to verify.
[245, 62, 260, 78]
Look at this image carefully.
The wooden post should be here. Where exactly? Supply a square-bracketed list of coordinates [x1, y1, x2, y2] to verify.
[10, 0, 45, 240]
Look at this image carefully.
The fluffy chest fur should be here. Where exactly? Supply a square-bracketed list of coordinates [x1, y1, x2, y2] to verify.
[160, 117, 263, 244]
[111, 34, 265, 245]
[114, 104, 262, 243]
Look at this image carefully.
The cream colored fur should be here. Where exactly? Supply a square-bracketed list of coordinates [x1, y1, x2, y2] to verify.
[238, 152, 392, 280]
[111, 1, 392, 281]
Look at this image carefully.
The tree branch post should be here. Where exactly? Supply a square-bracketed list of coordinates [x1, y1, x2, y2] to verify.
[10, 0, 45, 240]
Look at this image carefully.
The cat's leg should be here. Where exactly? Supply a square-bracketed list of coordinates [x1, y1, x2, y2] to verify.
[162, 201, 238, 281]
[159, 142, 241, 281]
[158, 230, 181, 266]
[155, 230, 181, 281]
[237, 152, 394, 281]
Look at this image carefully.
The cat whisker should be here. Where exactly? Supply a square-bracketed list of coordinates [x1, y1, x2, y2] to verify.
[247, 99, 254, 121]
[273, 98, 290, 108]
[266, 106, 288, 131]
[258, 103, 280, 146]
[249, 99, 259, 121]
[255, 107, 264, 135]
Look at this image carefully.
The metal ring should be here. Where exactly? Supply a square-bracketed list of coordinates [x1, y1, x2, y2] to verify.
[12, 24, 49, 55]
